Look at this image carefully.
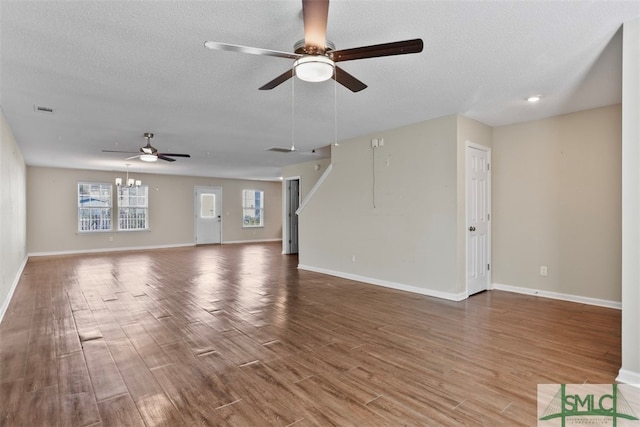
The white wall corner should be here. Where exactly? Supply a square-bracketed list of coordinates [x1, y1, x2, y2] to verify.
[0, 255, 28, 324]
[298, 264, 467, 302]
[620, 16, 640, 394]
[491, 283, 622, 309]
[616, 368, 640, 387]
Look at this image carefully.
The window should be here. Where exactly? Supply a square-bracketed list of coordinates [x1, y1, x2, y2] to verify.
[200, 193, 216, 218]
[242, 189, 264, 227]
[78, 183, 112, 232]
[118, 186, 149, 231]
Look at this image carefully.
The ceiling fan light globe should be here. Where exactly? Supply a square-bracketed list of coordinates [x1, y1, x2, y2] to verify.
[140, 154, 158, 162]
[294, 56, 334, 82]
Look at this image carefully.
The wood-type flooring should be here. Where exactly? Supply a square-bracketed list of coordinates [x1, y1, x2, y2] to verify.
[0, 242, 621, 426]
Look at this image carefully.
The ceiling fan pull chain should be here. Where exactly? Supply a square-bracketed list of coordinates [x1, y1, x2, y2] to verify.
[333, 68, 339, 147]
[291, 67, 296, 151]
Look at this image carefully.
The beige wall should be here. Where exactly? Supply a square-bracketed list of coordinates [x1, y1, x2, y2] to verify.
[298, 115, 465, 299]
[295, 115, 493, 298]
[296, 107, 621, 304]
[281, 157, 332, 253]
[281, 157, 332, 201]
[27, 167, 282, 254]
[492, 104, 622, 302]
[0, 109, 27, 320]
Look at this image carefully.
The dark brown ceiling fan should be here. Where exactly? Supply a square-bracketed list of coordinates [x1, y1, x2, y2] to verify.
[204, 0, 423, 92]
[102, 133, 191, 163]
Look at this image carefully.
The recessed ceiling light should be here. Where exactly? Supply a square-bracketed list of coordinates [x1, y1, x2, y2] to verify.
[527, 95, 541, 103]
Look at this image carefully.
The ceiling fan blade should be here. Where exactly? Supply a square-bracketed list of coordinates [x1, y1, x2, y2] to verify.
[157, 155, 176, 162]
[331, 38, 424, 62]
[125, 155, 141, 160]
[102, 150, 139, 154]
[302, 0, 329, 51]
[259, 69, 294, 90]
[333, 66, 367, 92]
[158, 153, 191, 158]
[204, 41, 301, 60]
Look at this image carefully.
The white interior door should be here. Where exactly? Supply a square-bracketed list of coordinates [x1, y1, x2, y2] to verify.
[466, 144, 491, 296]
[195, 186, 222, 244]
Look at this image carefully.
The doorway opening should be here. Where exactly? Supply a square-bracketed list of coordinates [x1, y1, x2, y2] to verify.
[283, 177, 300, 254]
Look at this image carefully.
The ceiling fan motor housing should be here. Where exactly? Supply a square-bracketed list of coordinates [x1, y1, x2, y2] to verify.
[293, 39, 335, 55]
[293, 40, 336, 82]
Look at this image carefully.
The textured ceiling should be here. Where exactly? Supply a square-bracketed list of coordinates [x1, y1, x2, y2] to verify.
[1, 1, 638, 181]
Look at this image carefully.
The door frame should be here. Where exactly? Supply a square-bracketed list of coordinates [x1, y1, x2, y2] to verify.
[465, 141, 492, 296]
[194, 186, 223, 244]
[282, 176, 301, 254]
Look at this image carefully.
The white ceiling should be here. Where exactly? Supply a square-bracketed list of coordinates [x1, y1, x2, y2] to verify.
[1, 1, 638, 181]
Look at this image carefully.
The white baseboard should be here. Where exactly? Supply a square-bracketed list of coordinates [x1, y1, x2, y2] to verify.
[222, 238, 282, 245]
[27, 239, 283, 257]
[491, 283, 621, 309]
[0, 255, 28, 324]
[298, 264, 467, 302]
[28, 242, 196, 257]
[616, 368, 640, 386]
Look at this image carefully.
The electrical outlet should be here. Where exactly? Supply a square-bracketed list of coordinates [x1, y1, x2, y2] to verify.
[371, 139, 378, 148]
[540, 266, 548, 276]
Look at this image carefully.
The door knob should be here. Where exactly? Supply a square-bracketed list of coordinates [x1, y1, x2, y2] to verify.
[469, 226, 476, 232]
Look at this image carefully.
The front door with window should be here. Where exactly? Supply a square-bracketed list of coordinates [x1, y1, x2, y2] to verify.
[195, 186, 222, 244]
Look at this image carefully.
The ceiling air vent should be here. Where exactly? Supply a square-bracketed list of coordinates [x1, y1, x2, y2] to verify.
[266, 147, 295, 153]
[34, 105, 54, 113]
